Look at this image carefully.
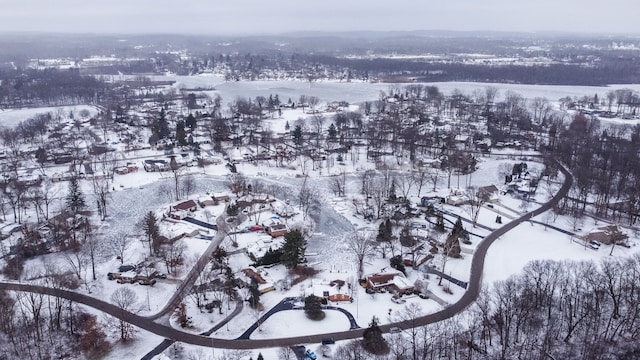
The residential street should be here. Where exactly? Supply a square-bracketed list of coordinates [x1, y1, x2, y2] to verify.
[0, 160, 572, 350]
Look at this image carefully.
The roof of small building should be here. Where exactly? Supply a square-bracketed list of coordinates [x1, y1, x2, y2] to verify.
[173, 199, 197, 211]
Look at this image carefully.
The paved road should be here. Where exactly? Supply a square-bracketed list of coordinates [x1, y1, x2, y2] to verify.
[141, 294, 243, 360]
[146, 212, 237, 321]
[0, 160, 573, 350]
[237, 297, 361, 340]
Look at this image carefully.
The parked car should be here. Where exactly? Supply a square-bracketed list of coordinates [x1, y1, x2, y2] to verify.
[321, 338, 335, 345]
[154, 272, 167, 279]
[417, 292, 429, 299]
[116, 277, 136, 284]
[589, 240, 601, 250]
[138, 278, 156, 286]
[118, 264, 136, 272]
[391, 296, 406, 304]
[305, 349, 318, 360]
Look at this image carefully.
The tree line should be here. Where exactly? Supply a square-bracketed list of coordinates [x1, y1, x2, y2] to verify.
[333, 256, 640, 360]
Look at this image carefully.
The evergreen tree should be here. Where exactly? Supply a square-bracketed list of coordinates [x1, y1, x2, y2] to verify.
[142, 211, 160, 255]
[280, 229, 306, 268]
[390, 255, 406, 275]
[376, 218, 393, 258]
[185, 113, 197, 130]
[154, 108, 170, 139]
[304, 295, 325, 320]
[176, 120, 187, 146]
[257, 353, 264, 360]
[292, 124, 303, 146]
[327, 123, 337, 140]
[362, 316, 389, 355]
[399, 224, 417, 248]
[35, 147, 47, 164]
[285, 121, 290, 131]
[388, 180, 397, 203]
[247, 278, 261, 308]
[66, 177, 86, 214]
[446, 217, 467, 258]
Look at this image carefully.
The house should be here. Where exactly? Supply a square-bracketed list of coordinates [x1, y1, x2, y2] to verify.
[581, 225, 628, 245]
[365, 271, 415, 295]
[242, 268, 266, 284]
[328, 293, 351, 302]
[212, 192, 230, 202]
[477, 185, 499, 202]
[198, 196, 215, 207]
[242, 267, 275, 294]
[445, 189, 470, 206]
[266, 222, 289, 238]
[172, 200, 198, 212]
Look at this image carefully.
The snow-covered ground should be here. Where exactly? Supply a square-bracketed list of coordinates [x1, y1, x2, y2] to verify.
[3, 77, 640, 359]
[0, 104, 100, 128]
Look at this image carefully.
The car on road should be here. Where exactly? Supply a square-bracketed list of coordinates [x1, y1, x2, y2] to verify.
[389, 327, 402, 334]
[321, 338, 335, 345]
[305, 349, 318, 359]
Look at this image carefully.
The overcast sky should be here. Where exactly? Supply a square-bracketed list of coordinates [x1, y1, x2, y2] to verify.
[1, 0, 639, 35]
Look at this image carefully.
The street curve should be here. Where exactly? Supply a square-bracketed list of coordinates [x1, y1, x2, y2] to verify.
[0, 160, 573, 349]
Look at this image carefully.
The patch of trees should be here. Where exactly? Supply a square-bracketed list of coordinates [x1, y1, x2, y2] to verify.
[0, 288, 113, 358]
[547, 112, 640, 224]
[0, 68, 107, 108]
[336, 256, 640, 359]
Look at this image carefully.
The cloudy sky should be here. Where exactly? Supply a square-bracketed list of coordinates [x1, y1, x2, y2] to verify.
[1, 0, 638, 35]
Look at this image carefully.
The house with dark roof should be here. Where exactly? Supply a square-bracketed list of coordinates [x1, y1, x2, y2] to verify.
[172, 200, 198, 212]
[266, 223, 289, 238]
[581, 225, 628, 245]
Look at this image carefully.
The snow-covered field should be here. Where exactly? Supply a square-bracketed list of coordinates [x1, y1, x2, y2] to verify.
[3, 77, 640, 359]
[0, 104, 100, 128]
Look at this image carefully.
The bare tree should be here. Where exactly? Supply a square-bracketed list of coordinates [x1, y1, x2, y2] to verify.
[413, 168, 428, 197]
[278, 347, 296, 360]
[92, 175, 110, 221]
[330, 171, 347, 197]
[107, 232, 131, 264]
[226, 173, 247, 197]
[346, 231, 376, 278]
[159, 239, 187, 276]
[180, 174, 196, 200]
[396, 173, 415, 200]
[467, 187, 486, 228]
[110, 287, 139, 341]
[298, 176, 318, 220]
[169, 156, 184, 201]
[308, 96, 320, 112]
[428, 168, 440, 192]
[369, 177, 388, 219]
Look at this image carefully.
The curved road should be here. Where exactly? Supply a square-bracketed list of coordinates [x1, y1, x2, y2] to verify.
[0, 160, 573, 350]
